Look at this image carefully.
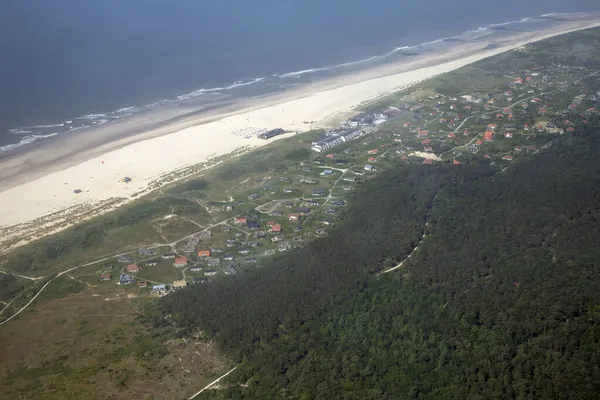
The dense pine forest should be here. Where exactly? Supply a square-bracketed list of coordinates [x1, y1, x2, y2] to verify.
[152, 114, 600, 399]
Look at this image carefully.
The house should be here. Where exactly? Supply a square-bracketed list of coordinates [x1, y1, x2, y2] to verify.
[189, 266, 203, 272]
[126, 264, 141, 273]
[199, 230, 212, 239]
[448, 132, 456, 138]
[204, 269, 218, 277]
[364, 163, 374, 171]
[417, 130, 429, 138]
[288, 213, 300, 222]
[207, 258, 221, 267]
[307, 199, 321, 206]
[197, 250, 211, 258]
[423, 159, 433, 165]
[117, 254, 134, 263]
[235, 216, 247, 225]
[515, 77, 523, 84]
[99, 273, 111, 281]
[225, 264, 238, 275]
[367, 149, 379, 155]
[325, 153, 335, 159]
[475, 139, 483, 145]
[225, 205, 234, 211]
[505, 132, 513, 138]
[223, 254, 235, 261]
[453, 160, 461, 165]
[138, 248, 155, 256]
[368, 157, 377, 162]
[248, 193, 261, 200]
[400, 155, 408, 161]
[424, 146, 433, 152]
[247, 221, 260, 229]
[174, 257, 188, 267]
[172, 280, 188, 289]
[320, 169, 334, 176]
[152, 284, 168, 292]
[297, 207, 311, 214]
[484, 131, 493, 141]
[239, 248, 251, 254]
[162, 253, 176, 259]
[331, 199, 345, 206]
[312, 187, 326, 196]
[193, 277, 208, 284]
[119, 274, 134, 285]
[271, 224, 282, 233]
[502, 155, 514, 161]
[146, 259, 159, 267]
[254, 230, 267, 239]
[137, 280, 148, 288]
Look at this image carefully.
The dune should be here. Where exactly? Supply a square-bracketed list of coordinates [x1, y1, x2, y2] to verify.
[0, 17, 599, 252]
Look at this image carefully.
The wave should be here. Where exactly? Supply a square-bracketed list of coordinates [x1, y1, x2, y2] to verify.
[0, 10, 576, 153]
[0, 132, 59, 153]
[23, 123, 64, 129]
[7, 129, 33, 135]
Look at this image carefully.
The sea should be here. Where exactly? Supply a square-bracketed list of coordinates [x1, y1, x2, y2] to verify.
[0, 0, 598, 153]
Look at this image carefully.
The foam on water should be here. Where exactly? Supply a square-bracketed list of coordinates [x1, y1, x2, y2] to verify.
[0, 11, 578, 153]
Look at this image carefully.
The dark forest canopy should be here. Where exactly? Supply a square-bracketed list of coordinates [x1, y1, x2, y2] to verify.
[153, 115, 600, 399]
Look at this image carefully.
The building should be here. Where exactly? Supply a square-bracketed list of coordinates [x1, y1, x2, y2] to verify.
[235, 216, 247, 225]
[137, 280, 148, 288]
[271, 224, 282, 233]
[99, 273, 111, 281]
[126, 264, 141, 273]
[173, 257, 188, 267]
[247, 221, 260, 229]
[364, 164, 375, 171]
[484, 131, 493, 141]
[288, 213, 300, 222]
[198, 250, 211, 258]
[137, 248, 155, 256]
[162, 253, 176, 259]
[199, 230, 212, 239]
[119, 274, 134, 285]
[117, 254, 134, 263]
[172, 280, 188, 289]
[204, 269, 218, 277]
[258, 128, 285, 139]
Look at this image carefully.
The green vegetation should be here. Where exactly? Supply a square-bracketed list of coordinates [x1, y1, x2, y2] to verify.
[158, 113, 600, 398]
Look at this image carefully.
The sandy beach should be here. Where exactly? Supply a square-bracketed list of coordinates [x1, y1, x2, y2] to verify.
[1, 17, 599, 251]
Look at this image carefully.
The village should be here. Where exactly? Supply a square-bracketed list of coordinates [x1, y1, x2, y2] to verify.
[93, 48, 600, 296]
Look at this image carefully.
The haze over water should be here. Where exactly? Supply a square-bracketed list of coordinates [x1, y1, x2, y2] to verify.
[1, 0, 598, 152]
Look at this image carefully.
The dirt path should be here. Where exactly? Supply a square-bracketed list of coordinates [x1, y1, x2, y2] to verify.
[188, 366, 238, 399]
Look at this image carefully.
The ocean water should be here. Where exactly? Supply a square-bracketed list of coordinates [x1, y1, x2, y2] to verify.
[0, 0, 598, 153]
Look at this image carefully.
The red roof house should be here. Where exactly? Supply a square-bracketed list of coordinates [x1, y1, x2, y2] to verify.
[484, 131, 493, 141]
[126, 264, 141, 273]
[325, 153, 335, 159]
[174, 257, 188, 267]
[235, 216, 247, 225]
[197, 250, 210, 258]
[421, 139, 431, 145]
[368, 157, 377, 162]
[422, 159, 433, 165]
[271, 224, 282, 233]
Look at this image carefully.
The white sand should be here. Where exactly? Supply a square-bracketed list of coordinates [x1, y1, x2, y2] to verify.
[1, 18, 599, 250]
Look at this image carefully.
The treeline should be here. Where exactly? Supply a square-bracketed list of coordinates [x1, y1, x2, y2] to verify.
[155, 164, 495, 355]
[4, 197, 205, 274]
[189, 115, 600, 399]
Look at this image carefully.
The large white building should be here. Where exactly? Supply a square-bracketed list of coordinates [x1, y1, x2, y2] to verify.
[311, 130, 361, 152]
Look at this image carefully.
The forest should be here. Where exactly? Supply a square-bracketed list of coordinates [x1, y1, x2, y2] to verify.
[153, 114, 600, 399]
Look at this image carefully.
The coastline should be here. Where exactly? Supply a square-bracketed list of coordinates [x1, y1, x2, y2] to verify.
[1, 17, 599, 252]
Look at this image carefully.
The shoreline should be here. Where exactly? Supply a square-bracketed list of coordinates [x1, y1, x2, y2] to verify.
[1, 17, 599, 251]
